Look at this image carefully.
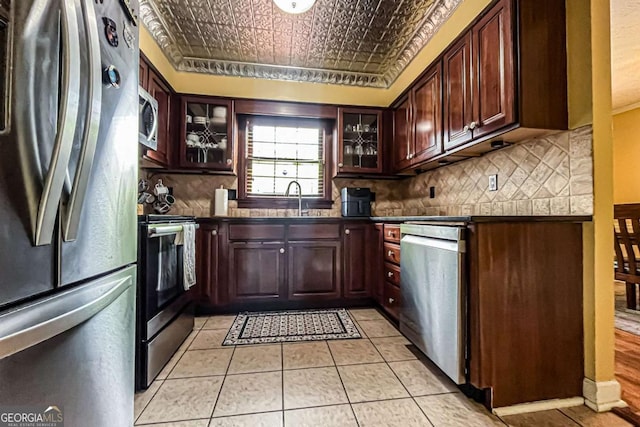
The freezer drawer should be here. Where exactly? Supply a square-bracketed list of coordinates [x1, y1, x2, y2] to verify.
[0, 266, 136, 427]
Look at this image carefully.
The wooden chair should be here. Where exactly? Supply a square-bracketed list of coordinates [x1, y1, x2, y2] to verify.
[614, 204, 640, 310]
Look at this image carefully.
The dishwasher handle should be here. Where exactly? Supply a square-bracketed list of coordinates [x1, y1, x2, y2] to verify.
[400, 234, 466, 253]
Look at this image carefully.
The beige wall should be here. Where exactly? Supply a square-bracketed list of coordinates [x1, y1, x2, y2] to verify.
[613, 107, 640, 204]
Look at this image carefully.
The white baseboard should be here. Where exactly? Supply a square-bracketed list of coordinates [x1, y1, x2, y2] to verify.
[583, 378, 627, 412]
[493, 397, 585, 417]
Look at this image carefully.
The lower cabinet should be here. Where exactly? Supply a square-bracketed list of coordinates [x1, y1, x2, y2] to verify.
[288, 241, 341, 300]
[343, 223, 375, 298]
[196, 220, 374, 308]
[228, 241, 286, 302]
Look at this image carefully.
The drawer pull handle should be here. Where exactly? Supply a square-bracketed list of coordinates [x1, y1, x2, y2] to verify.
[387, 250, 394, 257]
[388, 298, 395, 304]
[387, 272, 393, 278]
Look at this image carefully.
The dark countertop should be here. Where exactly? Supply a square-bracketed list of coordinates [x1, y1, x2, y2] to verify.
[198, 215, 592, 223]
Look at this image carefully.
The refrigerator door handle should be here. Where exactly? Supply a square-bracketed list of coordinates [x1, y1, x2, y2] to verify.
[0, 273, 132, 360]
[62, 0, 103, 242]
[34, 0, 82, 246]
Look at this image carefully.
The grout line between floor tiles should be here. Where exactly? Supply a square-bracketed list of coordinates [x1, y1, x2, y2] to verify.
[326, 338, 361, 427]
[209, 344, 236, 419]
[371, 323, 438, 427]
[134, 378, 165, 425]
[136, 417, 210, 426]
[281, 342, 285, 427]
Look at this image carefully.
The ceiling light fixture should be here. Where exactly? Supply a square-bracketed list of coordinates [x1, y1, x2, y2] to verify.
[273, 0, 316, 14]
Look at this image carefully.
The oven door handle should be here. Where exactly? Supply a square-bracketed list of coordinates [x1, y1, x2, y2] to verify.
[148, 223, 199, 238]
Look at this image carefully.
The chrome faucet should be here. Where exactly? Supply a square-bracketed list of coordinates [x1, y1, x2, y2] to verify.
[285, 180, 303, 216]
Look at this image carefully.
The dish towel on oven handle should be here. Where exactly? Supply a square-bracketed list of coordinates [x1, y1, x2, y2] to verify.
[175, 224, 197, 290]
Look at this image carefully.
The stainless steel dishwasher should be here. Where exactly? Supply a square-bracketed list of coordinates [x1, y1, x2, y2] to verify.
[400, 222, 466, 384]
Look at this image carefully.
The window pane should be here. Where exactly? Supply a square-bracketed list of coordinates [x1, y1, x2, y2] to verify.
[274, 142, 299, 160]
[250, 177, 275, 195]
[297, 163, 321, 179]
[252, 141, 276, 158]
[297, 179, 320, 195]
[253, 125, 276, 142]
[297, 143, 320, 160]
[274, 162, 298, 178]
[250, 160, 276, 177]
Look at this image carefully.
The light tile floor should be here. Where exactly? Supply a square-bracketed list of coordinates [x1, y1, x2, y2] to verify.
[135, 308, 631, 426]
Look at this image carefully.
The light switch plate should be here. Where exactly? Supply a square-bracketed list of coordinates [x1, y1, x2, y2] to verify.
[489, 174, 498, 192]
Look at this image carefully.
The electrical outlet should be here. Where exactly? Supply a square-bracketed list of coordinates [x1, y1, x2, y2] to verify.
[429, 186, 436, 198]
[489, 175, 498, 192]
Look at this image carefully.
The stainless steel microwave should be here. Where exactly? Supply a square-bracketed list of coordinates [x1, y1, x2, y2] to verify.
[139, 86, 158, 150]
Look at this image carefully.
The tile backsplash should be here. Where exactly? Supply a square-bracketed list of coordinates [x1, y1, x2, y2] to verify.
[145, 126, 593, 217]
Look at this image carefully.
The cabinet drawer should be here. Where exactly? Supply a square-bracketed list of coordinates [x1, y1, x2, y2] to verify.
[384, 224, 401, 243]
[288, 223, 340, 240]
[383, 282, 401, 320]
[384, 262, 401, 286]
[383, 242, 401, 264]
[229, 224, 286, 241]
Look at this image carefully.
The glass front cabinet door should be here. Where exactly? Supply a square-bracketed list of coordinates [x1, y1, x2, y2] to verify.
[180, 97, 234, 170]
[337, 108, 383, 174]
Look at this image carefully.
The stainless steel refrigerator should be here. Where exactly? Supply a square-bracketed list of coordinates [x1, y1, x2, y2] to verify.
[0, 0, 139, 425]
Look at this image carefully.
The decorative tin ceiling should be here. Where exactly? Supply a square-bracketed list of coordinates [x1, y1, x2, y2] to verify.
[139, 0, 462, 88]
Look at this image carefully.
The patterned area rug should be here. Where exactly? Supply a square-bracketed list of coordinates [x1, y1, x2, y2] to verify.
[223, 309, 361, 346]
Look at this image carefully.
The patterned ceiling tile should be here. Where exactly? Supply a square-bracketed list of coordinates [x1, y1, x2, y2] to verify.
[140, 0, 462, 87]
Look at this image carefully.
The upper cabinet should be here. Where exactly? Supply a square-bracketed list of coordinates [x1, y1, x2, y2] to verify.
[393, 63, 443, 171]
[392, 96, 412, 171]
[139, 55, 172, 167]
[444, 0, 514, 151]
[336, 108, 383, 175]
[443, 33, 474, 151]
[394, 0, 567, 172]
[412, 63, 443, 164]
[179, 96, 234, 171]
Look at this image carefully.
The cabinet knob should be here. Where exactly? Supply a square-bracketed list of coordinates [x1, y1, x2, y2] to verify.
[387, 271, 393, 278]
[211, 230, 217, 236]
[405, 154, 410, 160]
[463, 125, 470, 133]
[279, 248, 285, 254]
[345, 229, 350, 235]
[469, 121, 477, 130]
[388, 298, 395, 304]
[338, 163, 344, 168]
[226, 159, 232, 164]
[387, 250, 393, 257]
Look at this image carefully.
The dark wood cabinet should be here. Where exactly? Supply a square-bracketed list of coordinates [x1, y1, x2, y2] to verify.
[343, 223, 374, 299]
[145, 69, 172, 166]
[228, 241, 286, 302]
[336, 108, 383, 175]
[288, 241, 341, 300]
[373, 223, 385, 305]
[196, 225, 219, 305]
[443, 33, 474, 151]
[412, 63, 443, 164]
[392, 0, 566, 171]
[197, 220, 376, 309]
[392, 96, 412, 171]
[139, 58, 149, 91]
[471, 0, 514, 139]
[178, 96, 234, 171]
[467, 221, 583, 409]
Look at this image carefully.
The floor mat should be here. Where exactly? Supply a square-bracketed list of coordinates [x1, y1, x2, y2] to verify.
[223, 308, 362, 345]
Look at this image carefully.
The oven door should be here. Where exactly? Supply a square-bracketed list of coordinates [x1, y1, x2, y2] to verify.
[139, 86, 158, 150]
[140, 224, 186, 324]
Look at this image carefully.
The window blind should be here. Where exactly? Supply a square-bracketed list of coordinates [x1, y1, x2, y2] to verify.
[245, 117, 325, 197]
